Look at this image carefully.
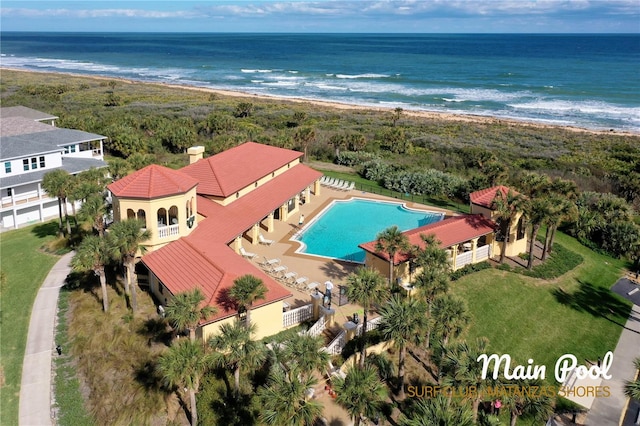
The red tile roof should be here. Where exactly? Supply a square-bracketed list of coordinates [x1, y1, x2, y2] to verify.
[192, 164, 322, 244]
[142, 238, 290, 324]
[469, 185, 520, 209]
[181, 142, 303, 197]
[359, 214, 496, 264]
[135, 146, 322, 323]
[107, 164, 198, 199]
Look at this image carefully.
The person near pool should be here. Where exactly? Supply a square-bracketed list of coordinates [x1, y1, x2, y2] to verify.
[324, 280, 333, 305]
[299, 214, 305, 226]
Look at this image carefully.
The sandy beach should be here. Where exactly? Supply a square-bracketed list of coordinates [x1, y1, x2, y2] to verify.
[3, 67, 637, 137]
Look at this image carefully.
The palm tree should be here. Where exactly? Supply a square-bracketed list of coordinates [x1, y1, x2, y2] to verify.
[375, 225, 410, 287]
[333, 365, 387, 426]
[228, 274, 267, 328]
[108, 158, 131, 182]
[400, 394, 474, 426]
[431, 294, 471, 347]
[624, 357, 640, 400]
[413, 234, 451, 348]
[491, 190, 526, 264]
[110, 218, 151, 312]
[258, 369, 323, 426]
[379, 295, 429, 399]
[280, 332, 330, 380]
[440, 337, 490, 423]
[157, 339, 211, 426]
[345, 267, 389, 368]
[543, 196, 576, 259]
[208, 321, 266, 397]
[294, 126, 316, 163]
[77, 194, 108, 236]
[71, 234, 118, 312]
[524, 196, 552, 269]
[502, 378, 554, 426]
[42, 169, 73, 236]
[391, 107, 404, 127]
[165, 288, 217, 342]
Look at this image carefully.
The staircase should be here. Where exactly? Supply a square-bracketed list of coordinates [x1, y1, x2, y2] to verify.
[322, 325, 342, 345]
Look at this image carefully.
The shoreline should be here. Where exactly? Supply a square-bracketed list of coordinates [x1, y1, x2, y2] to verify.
[3, 67, 638, 137]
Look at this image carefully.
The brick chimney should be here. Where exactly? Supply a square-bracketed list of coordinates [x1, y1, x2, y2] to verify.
[187, 146, 205, 164]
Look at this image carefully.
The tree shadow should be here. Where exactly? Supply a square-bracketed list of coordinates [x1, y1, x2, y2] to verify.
[318, 260, 355, 281]
[31, 221, 60, 238]
[138, 317, 173, 347]
[552, 279, 634, 330]
[215, 287, 239, 315]
[208, 389, 257, 425]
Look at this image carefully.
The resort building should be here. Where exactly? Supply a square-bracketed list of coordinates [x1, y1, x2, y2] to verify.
[0, 106, 106, 230]
[107, 142, 323, 341]
[108, 138, 528, 342]
[359, 185, 527, 285]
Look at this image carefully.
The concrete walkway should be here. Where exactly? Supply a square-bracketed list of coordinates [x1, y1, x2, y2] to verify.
[19, 251, 74, 426]
[585, 303, 640, 426]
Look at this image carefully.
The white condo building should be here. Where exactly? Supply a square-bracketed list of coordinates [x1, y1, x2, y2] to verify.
[0, 106, 107, 230]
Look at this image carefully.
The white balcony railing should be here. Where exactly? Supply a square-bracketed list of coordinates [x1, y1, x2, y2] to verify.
[158, 224, 180, 239]
[283, 304, 313, 328]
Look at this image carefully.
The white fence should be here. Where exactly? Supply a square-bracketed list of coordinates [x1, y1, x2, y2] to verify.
[325, 330, 347, 355]
[305, 315, 327, 337]
[356, 315, 382, 336]
[455, 244, 492, 269]
[456, 250, 473, 268]
[283, 304, 313, 328]
[476, 244, 491, 260]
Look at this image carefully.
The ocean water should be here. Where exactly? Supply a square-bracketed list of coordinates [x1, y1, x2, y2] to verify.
[1, 32, 639, 132]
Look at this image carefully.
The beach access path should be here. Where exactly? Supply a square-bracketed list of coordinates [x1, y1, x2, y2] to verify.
[19, 251, 74, 426]
[584, 300, 640, 426]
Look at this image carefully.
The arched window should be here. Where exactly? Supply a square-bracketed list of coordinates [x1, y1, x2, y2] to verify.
[185, 200, 190, 219]
[168, 205, 179, 225]
[137, 209, 147, 229]
[157, 208, 167, 227]
[190, 198, 194, 216]
[127, 208, 135, 220]
[516, 216, 526, 240]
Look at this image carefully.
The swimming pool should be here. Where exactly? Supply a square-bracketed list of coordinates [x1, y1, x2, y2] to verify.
[292, 198, 444, 263]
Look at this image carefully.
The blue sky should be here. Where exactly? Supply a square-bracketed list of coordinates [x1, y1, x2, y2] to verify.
[2, 0, 639, 33]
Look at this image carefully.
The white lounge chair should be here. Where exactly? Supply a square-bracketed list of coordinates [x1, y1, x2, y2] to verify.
[294, 276, 309, 289]
[282, 271, 298, 284]
[344, 181, 355, 191]
[270, 265, 287, 277]
[259, 256, 280, 268]
[307, 281, 320, 291]
[240, 247, 257, 259]
[259, 233, 274, 246]
[331, 179, 343, 189]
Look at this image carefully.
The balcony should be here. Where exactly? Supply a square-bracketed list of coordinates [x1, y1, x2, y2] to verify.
[158, 224, 180, 239]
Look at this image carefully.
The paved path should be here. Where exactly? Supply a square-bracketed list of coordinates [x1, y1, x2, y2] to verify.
[585, 302, 640, 426]
[19, 251, 74, 426]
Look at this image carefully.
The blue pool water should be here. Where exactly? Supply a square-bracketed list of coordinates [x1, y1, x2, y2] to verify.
[293, 198, 444, 263]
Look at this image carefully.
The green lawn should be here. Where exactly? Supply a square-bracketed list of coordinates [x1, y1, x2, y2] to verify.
[0, 222, 61, 425]
[450, 231, 629, 383]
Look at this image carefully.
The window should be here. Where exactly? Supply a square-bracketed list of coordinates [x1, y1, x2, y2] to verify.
[39, 156, 45, 168]
[23, 159, 29, 171]
[7, 188, 12, 197]
[31, 158, 37, 170]
[4, 162, 11, 173]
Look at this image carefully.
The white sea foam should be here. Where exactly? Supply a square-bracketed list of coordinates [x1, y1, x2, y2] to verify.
[334, 73, 391, 79]
[511, 99, 640, 119]
[241, 69, 274, 73]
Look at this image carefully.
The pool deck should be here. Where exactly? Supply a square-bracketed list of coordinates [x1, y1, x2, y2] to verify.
[241, 184, 453, 323]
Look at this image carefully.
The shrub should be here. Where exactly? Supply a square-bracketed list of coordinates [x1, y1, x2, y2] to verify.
[520, 243, 583, 279]
[335, 151, 379, 167]
[450, 261, 491, 281]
